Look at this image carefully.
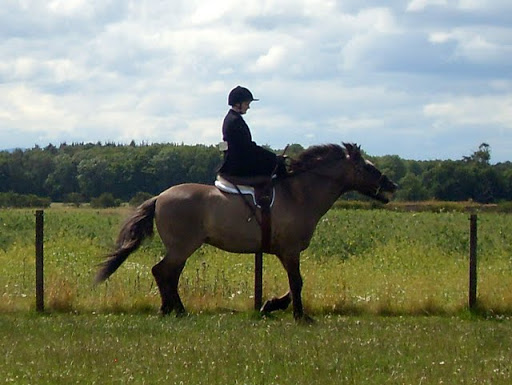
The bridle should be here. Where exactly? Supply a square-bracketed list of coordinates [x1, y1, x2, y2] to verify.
[373, 175, 385, 198]
[294, 157, 386, 199]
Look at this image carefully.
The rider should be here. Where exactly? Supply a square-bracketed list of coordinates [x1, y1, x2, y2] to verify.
[218, 86, 286, 179]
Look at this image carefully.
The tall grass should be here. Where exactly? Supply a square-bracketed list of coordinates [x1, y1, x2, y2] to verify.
[0, 206, 511, 315]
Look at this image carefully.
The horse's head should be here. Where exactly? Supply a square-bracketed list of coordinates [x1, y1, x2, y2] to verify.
[343, 143, 398, 203]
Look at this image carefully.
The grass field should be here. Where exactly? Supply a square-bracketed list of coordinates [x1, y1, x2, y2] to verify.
[1, 206, 511, 315]
[1, 206, 511, 384]
[0, 313, 510, 384]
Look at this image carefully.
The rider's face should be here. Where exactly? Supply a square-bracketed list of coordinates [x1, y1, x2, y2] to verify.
[239, 101, 251, 114]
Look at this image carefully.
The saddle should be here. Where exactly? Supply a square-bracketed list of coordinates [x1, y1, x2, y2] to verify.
[215, 173, 274, 253]
[215, 174, 275, 208]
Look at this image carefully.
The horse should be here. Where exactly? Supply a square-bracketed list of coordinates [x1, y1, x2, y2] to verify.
[95, 143, 398, 321]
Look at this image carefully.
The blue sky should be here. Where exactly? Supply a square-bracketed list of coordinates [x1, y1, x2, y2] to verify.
[1, 0, 511, 162]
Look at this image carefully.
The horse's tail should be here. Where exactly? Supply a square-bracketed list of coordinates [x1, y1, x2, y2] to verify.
[94, 196, 158, 284]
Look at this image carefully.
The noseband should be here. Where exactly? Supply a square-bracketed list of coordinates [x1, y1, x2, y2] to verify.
[373, 175, 385, 197]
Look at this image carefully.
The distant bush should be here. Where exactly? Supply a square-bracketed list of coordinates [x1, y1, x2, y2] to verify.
[63, 192, 86, 207]
[332, 199, 512, 213]
[0, 192, 51, 208]
[90, 193, 122, 208]
[129, 192, 153, 207]
[333, 200, 384, 210]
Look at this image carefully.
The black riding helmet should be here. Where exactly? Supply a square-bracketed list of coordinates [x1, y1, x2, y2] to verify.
[228, 86, 259, 106]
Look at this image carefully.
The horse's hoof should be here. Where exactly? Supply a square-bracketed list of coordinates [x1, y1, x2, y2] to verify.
[159, 308, 172, 317]
[175, 310, 187, 318]
[295, 314, 315, 324]
[261, 297, 291, 313]
[261, 299, 276, 313]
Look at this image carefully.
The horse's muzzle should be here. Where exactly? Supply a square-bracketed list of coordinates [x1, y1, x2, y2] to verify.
[375, 177, 398, 203]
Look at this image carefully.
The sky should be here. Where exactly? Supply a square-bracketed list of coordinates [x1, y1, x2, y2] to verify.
[1, 0, 511, 163]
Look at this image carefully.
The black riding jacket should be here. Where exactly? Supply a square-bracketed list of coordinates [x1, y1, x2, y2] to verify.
[218, 109, 277, 177]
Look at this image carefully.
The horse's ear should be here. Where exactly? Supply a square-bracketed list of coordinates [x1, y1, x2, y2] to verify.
[343, 142, 362, 161]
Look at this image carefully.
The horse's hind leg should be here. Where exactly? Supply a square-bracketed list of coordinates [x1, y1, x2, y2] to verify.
[261, 291, 291, 313]
[152, 254, 187, 316]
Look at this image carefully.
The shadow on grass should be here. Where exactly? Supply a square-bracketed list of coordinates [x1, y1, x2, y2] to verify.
[313, 301, 512, 320]
[5, 299, 512, 321]
[466, 301, 512, 321]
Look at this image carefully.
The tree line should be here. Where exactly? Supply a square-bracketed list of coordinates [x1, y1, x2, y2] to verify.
[0, 141, 511, 207]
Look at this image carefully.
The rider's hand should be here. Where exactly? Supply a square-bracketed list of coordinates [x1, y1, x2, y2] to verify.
[275, 155, 289, 176]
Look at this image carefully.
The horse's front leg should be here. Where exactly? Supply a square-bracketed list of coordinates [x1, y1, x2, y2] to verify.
[283, 255, 313, 323]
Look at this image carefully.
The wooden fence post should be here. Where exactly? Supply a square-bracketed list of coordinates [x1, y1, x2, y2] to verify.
[254, 201, 271, 312]
[469, 214, 477, 310]
[35, 210, 44, 313]
[254, 252, 263, 311]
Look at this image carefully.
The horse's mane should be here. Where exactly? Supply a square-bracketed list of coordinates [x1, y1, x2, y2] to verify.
[287, 144, 347, 174]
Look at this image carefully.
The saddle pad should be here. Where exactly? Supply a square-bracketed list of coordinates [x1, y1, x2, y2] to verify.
[215, 176, 275, 208]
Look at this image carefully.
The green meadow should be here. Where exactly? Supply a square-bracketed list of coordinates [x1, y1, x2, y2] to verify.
[1, 206, 511, 384]
[1, 313, 511, 384]
[1, 206, 511, 314]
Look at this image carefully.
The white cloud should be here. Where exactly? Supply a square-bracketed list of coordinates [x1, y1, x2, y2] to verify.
[340, 8, 402, 71]
[429, 32, 452, 44]
[406, 0, 499, 12]
[47, 0, 88, 16]
[252, 46, 288, 73]
[0, 85, 76, 135]
[0, 1, 511, 161]
[407, 0, 447, 12]
[423, 95, 512, 127]
[456, 0, 492, 11]
[189, 1, 233, 25]
[428, 27, 512, 65]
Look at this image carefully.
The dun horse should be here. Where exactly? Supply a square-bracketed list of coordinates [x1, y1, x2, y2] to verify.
[95, 143, 397, 321]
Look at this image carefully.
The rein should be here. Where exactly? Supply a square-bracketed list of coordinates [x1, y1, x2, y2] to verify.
[289, 156, 384, 199]
[288, 157, 345, 182]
